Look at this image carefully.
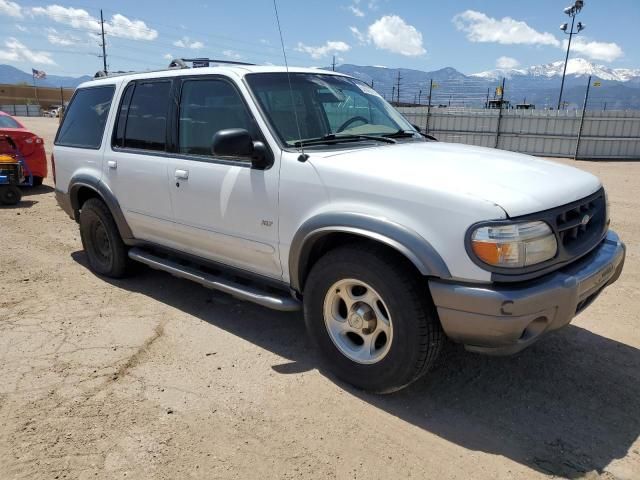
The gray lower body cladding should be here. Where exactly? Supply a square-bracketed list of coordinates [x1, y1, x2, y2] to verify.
[429, 230, 625, 355]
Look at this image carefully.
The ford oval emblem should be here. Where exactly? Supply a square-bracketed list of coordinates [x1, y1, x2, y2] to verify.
[581, 214, 591, 226]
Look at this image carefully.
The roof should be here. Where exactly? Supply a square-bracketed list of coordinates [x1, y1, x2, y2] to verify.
[81, 65, 348, 89]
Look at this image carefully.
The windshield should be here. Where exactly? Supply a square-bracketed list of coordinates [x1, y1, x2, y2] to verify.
[245, 72, 418, 147]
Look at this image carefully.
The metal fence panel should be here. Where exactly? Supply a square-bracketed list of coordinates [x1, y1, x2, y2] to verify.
[0, 104, 42, 117]
[399, 107, 640, 159]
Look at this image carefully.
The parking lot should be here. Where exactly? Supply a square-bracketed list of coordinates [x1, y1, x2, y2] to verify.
[1, 117, 639, 479]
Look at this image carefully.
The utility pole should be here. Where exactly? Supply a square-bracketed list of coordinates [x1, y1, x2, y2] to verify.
[391, 86, 395, 105]
[485, 88, 490, 108]
[418, 89, 422, 105]
[574, 75, 591, 160]
[396, 71, 401, 104]
[99, 9, 108, 74]
[331, 55, 336, 71]
[425, 79, 433, 133]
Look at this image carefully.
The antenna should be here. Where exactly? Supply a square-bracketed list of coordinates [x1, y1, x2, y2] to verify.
[272, 0, 306, 160]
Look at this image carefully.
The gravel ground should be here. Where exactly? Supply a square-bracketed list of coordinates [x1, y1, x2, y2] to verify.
[1, 117, 639, 480]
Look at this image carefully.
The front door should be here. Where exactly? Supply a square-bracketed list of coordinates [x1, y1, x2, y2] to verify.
[167, 77, 281, 279]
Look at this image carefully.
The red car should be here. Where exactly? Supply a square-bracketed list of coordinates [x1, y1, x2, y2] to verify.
[0, 111, 47, 186]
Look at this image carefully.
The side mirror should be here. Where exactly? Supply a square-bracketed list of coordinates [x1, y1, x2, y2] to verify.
[411, 123, 422, 133]
[211, 128, 270, 169]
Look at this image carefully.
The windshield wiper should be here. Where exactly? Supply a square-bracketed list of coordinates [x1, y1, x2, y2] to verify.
[382, 129, 421, 139]
[293, 133, 396, 148]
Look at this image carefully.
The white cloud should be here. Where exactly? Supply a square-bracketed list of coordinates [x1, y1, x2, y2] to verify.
[453, 10, 560, 47]
[0, 37, 55, 65]
[0, 0, 22, 18]
[349, 26, 367, 44]
[30, 6, 158, 41]
[163, 53, 173, 60]
[496, 56, 520, 69]
[108, 13, 158, 41]
[368, 15, 425, 56]
[16, 24, 27, 32]
[173, 36, 204, 49]
[222, 49, 242, 60]
[295, 40, 350, 59]
[348, 5, 364, 17]
[565, 37, 623, 62]
[46, 27, 80, 46]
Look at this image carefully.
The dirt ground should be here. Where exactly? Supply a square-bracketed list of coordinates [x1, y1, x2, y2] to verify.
[1, 117, 638, 480]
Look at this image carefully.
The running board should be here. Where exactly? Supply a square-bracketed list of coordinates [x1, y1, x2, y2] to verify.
[128, 248, 301, 312]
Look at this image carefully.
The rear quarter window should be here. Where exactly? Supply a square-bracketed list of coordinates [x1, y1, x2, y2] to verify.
[0, 115, 21, 128]
[55, 85, 115, 149]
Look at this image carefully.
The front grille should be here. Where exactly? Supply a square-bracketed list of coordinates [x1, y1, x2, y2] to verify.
[554, 191, 606, 257]
[485, 188, 608, 282]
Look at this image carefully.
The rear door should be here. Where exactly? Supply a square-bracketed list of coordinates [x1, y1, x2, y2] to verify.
[103, 80, 179, 248]
[165, 76, 281, 278]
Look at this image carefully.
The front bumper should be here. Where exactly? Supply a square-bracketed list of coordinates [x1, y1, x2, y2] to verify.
[429, 230, 625, 355]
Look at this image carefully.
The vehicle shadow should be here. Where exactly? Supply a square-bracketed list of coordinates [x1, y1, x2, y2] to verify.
[71, 252, 640, 478]
[1, 199, 37, 209]
[21, 184, 54, 197]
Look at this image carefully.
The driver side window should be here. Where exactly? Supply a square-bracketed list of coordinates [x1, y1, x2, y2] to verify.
[178, 79, 256, 157]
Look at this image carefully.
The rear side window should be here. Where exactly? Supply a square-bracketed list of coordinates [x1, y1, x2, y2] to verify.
[55, 85, 115, 149]
[0, 116, 21, 128]
[119, 81, 171, 151]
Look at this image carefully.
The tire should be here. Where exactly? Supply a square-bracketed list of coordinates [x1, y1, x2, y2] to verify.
[303, 244, 443, 393]
[79, 198, 129, 278]
[32, 176, 44, 187]
[0, 185, 22, 205]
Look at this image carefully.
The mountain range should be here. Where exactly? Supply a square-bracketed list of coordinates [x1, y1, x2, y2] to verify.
[1, 58, 639, 109]
[334, 58, 640, 109]
[0, 64, 92, 88]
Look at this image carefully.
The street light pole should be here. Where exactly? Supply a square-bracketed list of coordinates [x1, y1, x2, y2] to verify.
[557, 15, 575, 110]
[557, 1, 585, 110]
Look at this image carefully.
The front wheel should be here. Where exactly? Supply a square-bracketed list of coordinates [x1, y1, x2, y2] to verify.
[303, 245, 443, 393]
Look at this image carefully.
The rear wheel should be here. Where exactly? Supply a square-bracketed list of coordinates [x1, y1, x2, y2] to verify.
[303, 244, 443, 393]
[0, 185, 22, 205]
[79, 198, 129, 278]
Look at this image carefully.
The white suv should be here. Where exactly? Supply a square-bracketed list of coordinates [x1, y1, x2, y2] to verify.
[53, 60, 625, 392]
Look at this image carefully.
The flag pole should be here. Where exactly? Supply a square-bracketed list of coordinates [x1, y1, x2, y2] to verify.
[32, 70, 40, 110]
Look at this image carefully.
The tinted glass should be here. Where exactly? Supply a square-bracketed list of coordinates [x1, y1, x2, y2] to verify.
[179, 79, 256, 156]
[123, 81, 171, 151]
[246, 73, 414, 146]
[56, 86, 115, 148]
[112, 83, 135, 148]
[0, 115, 21, 128]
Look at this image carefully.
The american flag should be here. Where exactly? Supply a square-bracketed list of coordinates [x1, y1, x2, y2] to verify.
[32, 69, 46, 79]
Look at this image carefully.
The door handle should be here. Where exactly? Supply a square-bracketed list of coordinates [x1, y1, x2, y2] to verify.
[174, 169, 189, 180]
[107, 160, 117, 169]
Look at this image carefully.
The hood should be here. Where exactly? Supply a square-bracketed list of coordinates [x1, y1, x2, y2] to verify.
[310, 142, 601, 217]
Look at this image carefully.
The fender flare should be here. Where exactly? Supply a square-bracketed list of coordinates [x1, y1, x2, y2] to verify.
[289, 212, 451, 292]
[68, 174, 135, 242]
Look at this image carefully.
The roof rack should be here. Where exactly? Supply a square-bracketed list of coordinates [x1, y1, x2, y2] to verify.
[168, 58, 256, 68]
[93, 58, 256, 80]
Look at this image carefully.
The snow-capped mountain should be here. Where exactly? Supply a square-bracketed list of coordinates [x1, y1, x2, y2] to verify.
[472, 58, 640, 83]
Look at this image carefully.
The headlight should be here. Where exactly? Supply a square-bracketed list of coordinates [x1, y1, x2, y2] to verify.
[470, 221, 557, 268]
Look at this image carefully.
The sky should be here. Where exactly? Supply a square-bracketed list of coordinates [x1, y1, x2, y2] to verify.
[0, 0, 638, 77]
